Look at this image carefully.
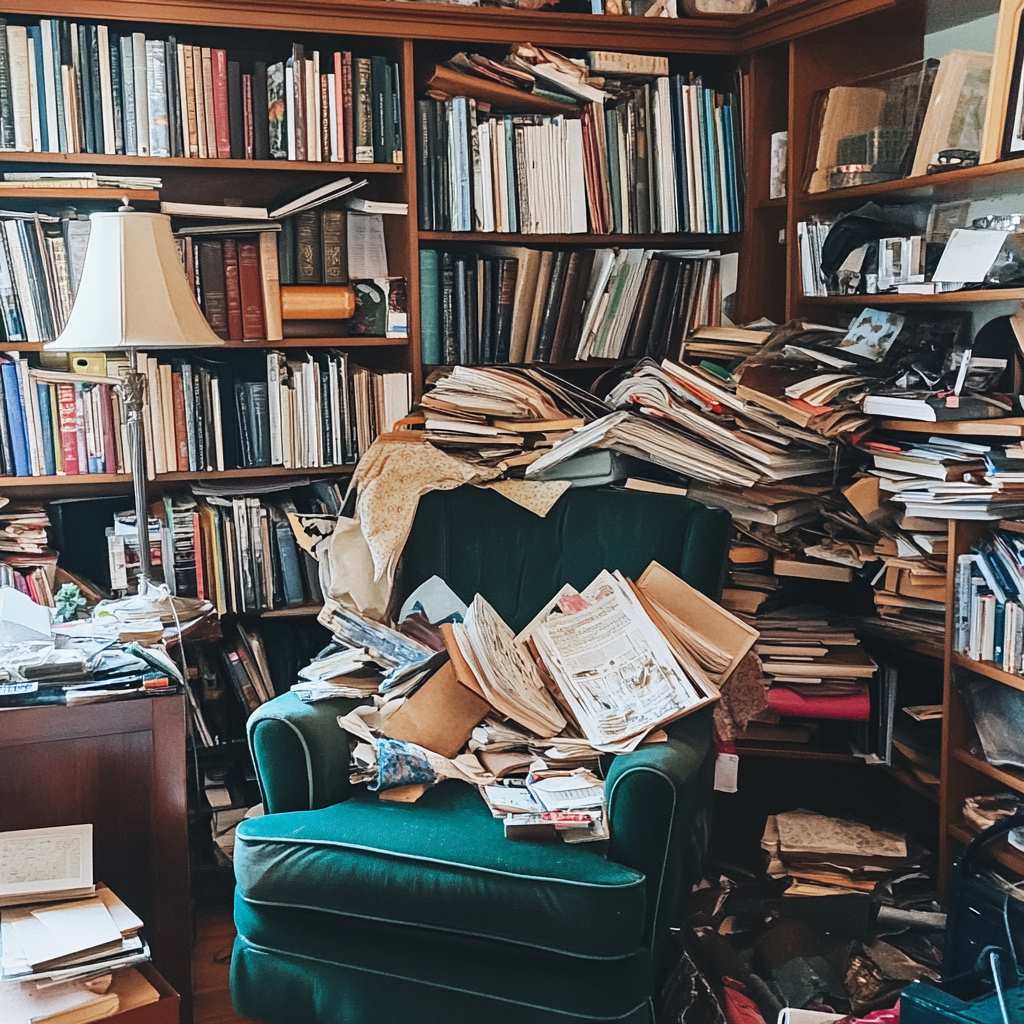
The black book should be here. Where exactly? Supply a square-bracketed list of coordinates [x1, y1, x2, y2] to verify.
[441, 251, 456, 365]
[465, 257, 479, 366]
[196, 358, 239, 469]
[248, 380, 271, 467]
[670, 76, 689, 232]
[381, 60, 396, 164]
[0, 21, 14, 150]
[318, 361, 333, 466]
[252, 62, 269, 160]
[370, 55, 388, 163]
[234, 381, 253, 466]
[454, 256, 469, 366]
[658, 258, 689, 361]
[191, 367, 207, 471]
[227, 60, 244, 160]
[493, 257, 518, 364]
[89, 24, 105, 154]
[416, 99, 432, 230]
[391, 61, 403, 163]
[634, 86, 651, 235]
[435, 101, 449, 232]
[479, 257, 496, 365]
[78, 23, 96, 153]
[623, 258, 664, 359]
[196, 240, 229, 338]
[165, 38, 181, 158]
[534, 251, 569, 364]
[294, 211, 322, 284]
[109, 34, 125, 154]
[647, 256, 682, 361]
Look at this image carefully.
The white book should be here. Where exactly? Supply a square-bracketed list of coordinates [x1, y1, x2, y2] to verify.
[210, 382, 225, 470]
[476, 121, 492, 232]
[328, 357, 342, 464]
[159, 362, 176, 472]
[97, 25, 115, 155]
[146, 40, 169, 158]
[285, 63, 295, 161]
[267, 353, 283, 466]
[23, 357, 43, 476]
[280, 383, 293, 469]
[658, 79, 677, 232]
[567, 119, 588, 234]
[304, 58, 317, 163]
[494, 120, 508, 233]
[120, 35, 136, 155]
[26, 37, 41, 154]
[60, 65, 77, 153]
[132, 33, 149, 156]
[6, 26, 31, 152]
[145, 356, 165, 475]
[39, 21, 58, 153]
[327, 72, 338, 162]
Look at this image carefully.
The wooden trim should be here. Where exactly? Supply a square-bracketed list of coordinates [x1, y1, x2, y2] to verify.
[4, 337, 406, 352]
[736, 0, 897, 51]
[420, 230, 741, 246]
[0, 150, 400, 173]
[800, 288, 1024, 306]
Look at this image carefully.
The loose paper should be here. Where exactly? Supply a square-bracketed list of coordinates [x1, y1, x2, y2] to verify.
[346, 212, 389, 279]
[932, 228, 1008, 283]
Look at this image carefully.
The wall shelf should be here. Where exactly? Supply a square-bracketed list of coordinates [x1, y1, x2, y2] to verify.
[418, 230, 740, 246]
[950, 652, 1024, 693]
[799, 289, 1024, 306]
[0, 150, 402, 174]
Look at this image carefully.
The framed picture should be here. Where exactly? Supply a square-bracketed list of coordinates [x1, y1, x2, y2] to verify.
[980, 0, 1024, 162]
[926, 200, 971, 241]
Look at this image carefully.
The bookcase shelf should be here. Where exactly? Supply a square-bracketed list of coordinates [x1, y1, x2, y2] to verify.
[952, 748, 1024, 796]
[949, 823, 1024, 876]
[950, 652, 1024, 693]
[419, 231, 741, 246]
[0, 466, 354, 490]
[799, 289, 1024, 306]
[0, 151, 403, 175]
[2, 337, 406, 352]
[0, 187, 160, 200]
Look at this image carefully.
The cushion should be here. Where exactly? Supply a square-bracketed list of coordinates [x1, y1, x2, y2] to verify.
[232, 897, 655, 1024]
[234, 782, 647, 959]
[398, 486, 730, 632]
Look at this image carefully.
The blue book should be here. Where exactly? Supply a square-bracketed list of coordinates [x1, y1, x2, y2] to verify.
[27, 26, 47, 151]
[503, 116, 517, 234]
[0, 358, 30, 476]
[721, 102, 737, 232]
[455, 98, 472, 232]
[995, 599, 1006, 666]
[47, 21, 66, 154]
[701, 86, 719, 234]
[35, 382, 55, 476]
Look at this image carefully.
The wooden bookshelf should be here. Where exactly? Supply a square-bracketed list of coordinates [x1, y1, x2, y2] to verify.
[3, 337, 406, 352]
[0, 187, 160, 200]
[420, 231, 742, 246]
[949, 652, 1024, 694]
[0, 465, 354, 490]
[949, 823, 1024, 877]
[799, 289, 1024, 306]
[953, 748, 1024, 797]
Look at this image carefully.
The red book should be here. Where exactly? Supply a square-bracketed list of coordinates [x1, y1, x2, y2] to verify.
[98, 385, 118, 474]
[222, 239, 244, 341]
[242, 73, 254, 159]
[237, 241, 266, 340]
[56, 382, 80, 475]
[212, 49, 232, 159]
[192, 510, 205, 601]
[341, 51, 353, 163]
[333, 53, 344, 161]
[767, 687, 871, 722]
[171, 371, 189, 471]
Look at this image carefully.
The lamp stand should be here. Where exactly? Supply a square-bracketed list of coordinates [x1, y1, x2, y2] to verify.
[118, 348, 154, 591]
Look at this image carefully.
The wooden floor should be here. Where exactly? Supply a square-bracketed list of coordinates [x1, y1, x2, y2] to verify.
[193, 908, 253, 1024]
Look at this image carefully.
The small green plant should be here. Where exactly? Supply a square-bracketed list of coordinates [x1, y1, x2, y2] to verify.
[54, 583, 87, 623]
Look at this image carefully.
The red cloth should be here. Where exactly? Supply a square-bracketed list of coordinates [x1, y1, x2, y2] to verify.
[722, 977, 766, 1024]
[767, 686, 871, 721]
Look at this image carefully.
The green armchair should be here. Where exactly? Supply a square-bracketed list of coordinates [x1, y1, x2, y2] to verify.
[231, 485, 730, 1024]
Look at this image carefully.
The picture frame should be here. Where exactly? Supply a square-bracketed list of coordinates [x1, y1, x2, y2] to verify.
[980, 0, 1024, 162]
[926, 200, 971, 241]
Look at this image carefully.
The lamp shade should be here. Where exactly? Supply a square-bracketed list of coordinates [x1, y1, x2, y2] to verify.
[46, 210, 223, 351]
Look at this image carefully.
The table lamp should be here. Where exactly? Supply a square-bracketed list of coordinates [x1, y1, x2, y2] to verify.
[45, 205, 223, 620]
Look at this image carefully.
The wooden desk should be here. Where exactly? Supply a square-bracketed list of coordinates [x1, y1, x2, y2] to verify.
[0, 693, 191, 1021]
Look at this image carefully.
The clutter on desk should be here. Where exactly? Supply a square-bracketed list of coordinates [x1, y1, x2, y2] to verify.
[0, 824, 161, 1023]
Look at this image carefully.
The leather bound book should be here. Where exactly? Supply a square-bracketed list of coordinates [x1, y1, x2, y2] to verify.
[222, 238, 244, 341]
[227, 59, 244, 159]
[291, 44, 306, 161]
[341, 51, 353, 163]
[320, 209, 347, 284]
[425, 65, 577, 116]
[56, 382, 80, 475]
[370, 54, 387, 163]
[319, 71, 330, 162]
[212, 48, 230, 159]
[557, 249, 594, 362]
[646, 256, 682, 362]
[171, 369, 189, 471]
[353, 57, 373, 162]
[441, 252, 457, 365]
[282, 318, 351, 339]
[534, 250, 568, 364]
[623, 257, 663, 359]
[294, 210, 322, 283]
[547, 251, 584, 364]
[197, 240, 229, 338]
[242, 72, 254, 159]
[492, 256, 519, 364]
[258, 231, 283, 342]
[252, 61, 269, 159]
[659, 258, 690, 361]
[237, 240, 266, 340]
[200, 47, 216, 159]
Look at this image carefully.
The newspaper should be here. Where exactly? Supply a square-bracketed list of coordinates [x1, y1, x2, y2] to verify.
[530, 570, 702, 752]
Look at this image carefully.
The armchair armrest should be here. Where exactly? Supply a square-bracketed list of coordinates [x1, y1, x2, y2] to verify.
[247, 693, 361, 814]
[605, 709, 714, 963]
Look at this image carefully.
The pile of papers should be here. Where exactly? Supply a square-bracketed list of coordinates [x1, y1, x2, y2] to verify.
[315, 562, 753, 842]
[405, 365, 608, 472]
[2, 171, 162, 190]
[0, 825, 160, 1023]
[762, 810, 916, 898]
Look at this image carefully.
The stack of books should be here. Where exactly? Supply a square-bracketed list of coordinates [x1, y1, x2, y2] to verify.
[954, 529, 1024, 671]
[0, 824, 160, 1021]
[419, 247, 727, 366]
[0, 504, 54, 605]
[1, 170, 161, 190]
[417, 45, 743, 235]
[0, 19, 403, 164]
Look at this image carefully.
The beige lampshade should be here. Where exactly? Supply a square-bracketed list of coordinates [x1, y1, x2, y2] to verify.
[46, 210, 224, 351]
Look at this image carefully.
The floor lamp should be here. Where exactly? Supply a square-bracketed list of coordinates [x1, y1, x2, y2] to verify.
[45, 206, 224, 620]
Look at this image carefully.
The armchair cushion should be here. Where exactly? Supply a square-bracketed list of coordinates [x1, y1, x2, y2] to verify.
[234, 782, 646, 960]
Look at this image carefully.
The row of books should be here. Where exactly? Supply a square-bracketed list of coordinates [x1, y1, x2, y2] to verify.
[954, 533, 1024, 670]
[418, 247, 727, 366]
[0, 211, 90, 342]
[0, 553, 54, 605]
[0, 349, 410, 478]
[0, 18, 403, 163]
[139, 351, 410, 476]
[418, 55, 743, 235]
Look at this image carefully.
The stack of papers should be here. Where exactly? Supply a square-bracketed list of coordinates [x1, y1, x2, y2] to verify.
[481, 769, 608, 844]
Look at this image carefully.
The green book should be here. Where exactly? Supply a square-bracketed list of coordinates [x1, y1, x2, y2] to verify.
[419, 249, 441, 365]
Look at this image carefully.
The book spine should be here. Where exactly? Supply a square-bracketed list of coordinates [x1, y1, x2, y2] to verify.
[181, 45, 197, 158]
[222, 238, 244, 341]
[258, 230, 283, 343]
[370, 54, 387, 164]
[242, 71, 253, 159]
[200, 47, 216, 158]
[353, 57, 372, 163]
[252, 61, 269, 160]
[8, 26, 31, 151]
[319, 71, 330, 163]
[237, 240, 266, 340]
[291, 44, 305, 161]
[96, 24, 114, 154]
[119, 35, 136, 154]
[145, 39, 169, 157]
[131, 32, 148, 155]
[197, 240, 228, 338]
[341, 51, 353, 163]
[0, 20, 14, 149]
[108, 31, 124, 154]
[390, 60, 403, 163]
[294, 210, 322, 284]
[55, 380, 79, 475]
[266, 61, 285, 159]
[320, 209, 347, 284]
[278, 216, 295, 285]
[212, 48, 230, 159]
[227, 59, 243, 159]
[165, 38, 180, 158]
[419, 248, 441, 365]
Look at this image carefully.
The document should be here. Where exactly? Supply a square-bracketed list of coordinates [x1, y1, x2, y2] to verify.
[0, 825, 92, 906]
[932, 227, 1008, 283]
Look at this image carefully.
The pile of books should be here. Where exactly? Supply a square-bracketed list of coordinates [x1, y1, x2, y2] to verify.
[0, 19, 403, 164]
[1, 170, 160, 190]
[0, 354, 129, 478]
[0, 210, 91, 343]
[419, 247, 728, 367]
[762, 810, 916, 898]
[954, 528, 1024, 671]
[0, 504, 54, 606]
[136, 351, 409, 476]
[0, 824, 161, 1022]
[418, 45, 743, 235]
[406, 364, 608, 471]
